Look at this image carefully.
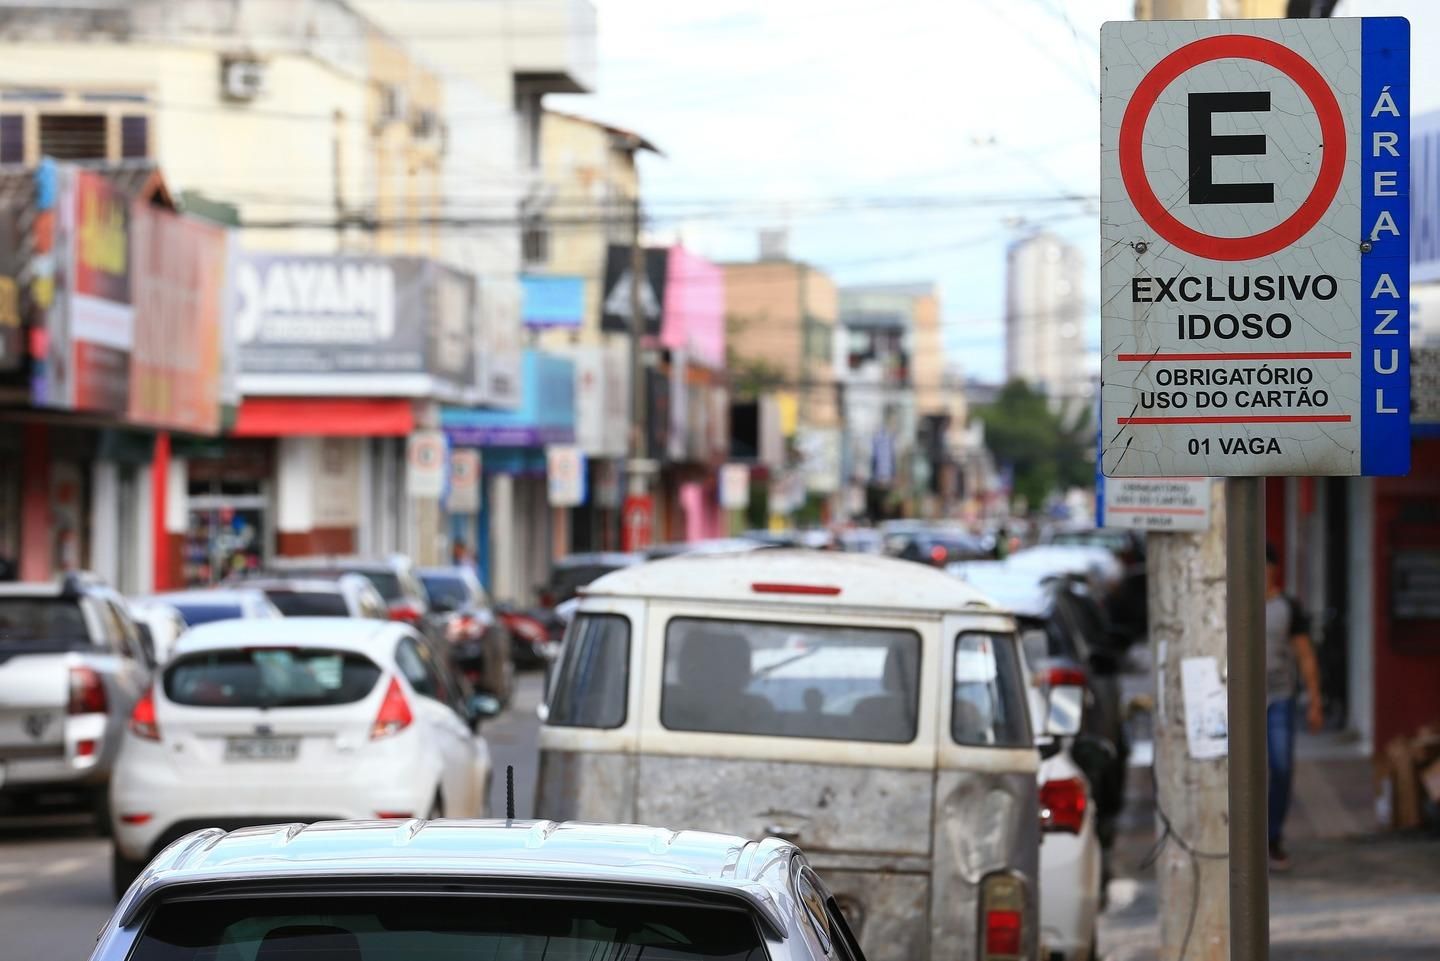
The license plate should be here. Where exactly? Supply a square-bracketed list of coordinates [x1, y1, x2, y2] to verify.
[224, 737, 299, 761]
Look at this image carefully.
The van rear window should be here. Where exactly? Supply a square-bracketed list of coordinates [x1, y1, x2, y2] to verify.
[164, 648, 381, 708]
[546, 614, 630, 729]
[661, 618, 921, 744]
[952, 632, 1031, 748]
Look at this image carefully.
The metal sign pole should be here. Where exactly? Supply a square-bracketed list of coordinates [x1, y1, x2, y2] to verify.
[1226, 476, 1268, 961]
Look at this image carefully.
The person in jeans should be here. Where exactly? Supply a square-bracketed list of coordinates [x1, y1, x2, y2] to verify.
[1265, 543, 1323, 870]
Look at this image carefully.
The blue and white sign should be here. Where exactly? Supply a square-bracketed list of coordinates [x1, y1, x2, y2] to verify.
[1100, 18, 1410, 477]
[1415, 109, 1440, 284]
[521, 274, 586, 329]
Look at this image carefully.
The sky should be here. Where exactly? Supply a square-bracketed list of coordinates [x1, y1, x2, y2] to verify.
[548, 0, 1440, 383]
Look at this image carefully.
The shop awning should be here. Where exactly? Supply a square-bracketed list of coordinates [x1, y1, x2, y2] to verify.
[232, 398, 415, 437]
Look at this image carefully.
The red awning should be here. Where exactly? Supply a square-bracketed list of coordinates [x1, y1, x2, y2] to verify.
[232, 398, 415, 437]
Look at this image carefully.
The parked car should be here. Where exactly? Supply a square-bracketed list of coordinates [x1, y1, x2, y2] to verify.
[418, 565, 514, 705]
[0, 575, 152, 831]
[1048, 527, 1148, 642]
[260, 555, 434, 633]
[644, 536, 774, 560]
[540, 549, 1039, 961]
[539, 551, 644, 608]
[1014, 601, 1102, 961]
[886, 529, 990, 568]
[125, 599, 187, 665]
[241, 574, 387, 620]
[838, 527, 884, 554]
[101, 820, 865, 961]
[949, 560, 1129, 851]
[109, 617, 498, 897]
[147, 588, 281, 627]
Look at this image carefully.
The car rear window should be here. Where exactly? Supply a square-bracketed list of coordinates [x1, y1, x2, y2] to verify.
[164, 648, 381, 708]
[420, 574, 470, 610]
[130, 894, 765, 961]
[264, 590, 349, 618]
[0, 597, 91, 645]
[661, 618, 922, 744]
[546, 614, 630, 729]
[952, 632, 1031, 748]
[354, 571, 403, 602]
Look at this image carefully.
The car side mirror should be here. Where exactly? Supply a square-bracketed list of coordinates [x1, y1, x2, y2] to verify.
[466, 693, 502, 730]
[1044, 684, 1084, 738]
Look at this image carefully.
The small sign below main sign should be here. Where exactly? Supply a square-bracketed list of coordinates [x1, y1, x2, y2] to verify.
[1098, 475, 1212, 532]
[1100, 18, 1411, 477]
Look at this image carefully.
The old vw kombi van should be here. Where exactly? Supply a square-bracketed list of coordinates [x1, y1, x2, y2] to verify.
[537, 551, 1041, 961]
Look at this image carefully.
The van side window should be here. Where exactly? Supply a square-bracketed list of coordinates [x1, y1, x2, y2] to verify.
[547, 614, 630, 729]
[952, 632, 1031, 748]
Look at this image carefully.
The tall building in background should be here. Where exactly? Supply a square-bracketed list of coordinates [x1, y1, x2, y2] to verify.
[1004, 230, 1089, 419]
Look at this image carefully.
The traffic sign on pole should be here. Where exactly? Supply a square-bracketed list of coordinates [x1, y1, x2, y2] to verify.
[1100, 18, 1411, 477]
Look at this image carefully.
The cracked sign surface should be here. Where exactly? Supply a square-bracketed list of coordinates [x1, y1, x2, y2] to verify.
[1100, 18, 1410, 477]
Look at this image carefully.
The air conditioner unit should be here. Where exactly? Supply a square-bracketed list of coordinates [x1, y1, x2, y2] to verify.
[221, 59, 265, 102]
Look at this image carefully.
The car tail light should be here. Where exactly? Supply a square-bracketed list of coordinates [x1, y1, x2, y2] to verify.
[447, 613, 480, 642]
[980, 873, 1026, 961]
[370, 677, 413, 740]
[119, 813, 152, 825]
[929, 544, 948, 565]
[750, 582, 842, 596]
[375, 811, 414, 819]
[76, 739, 97, 757]
[1043, 665, 1088, 689]
[387, 603, 423, 624]
[1040, 777, 1087, 834]
[129, 688, 160, 741]
[67, 666, 107, 715]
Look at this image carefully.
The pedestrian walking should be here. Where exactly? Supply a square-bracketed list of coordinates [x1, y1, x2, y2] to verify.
[1265, 543, 1324, 871]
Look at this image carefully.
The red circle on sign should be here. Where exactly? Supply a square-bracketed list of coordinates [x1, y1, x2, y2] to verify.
[1117, 33, 1347, 261]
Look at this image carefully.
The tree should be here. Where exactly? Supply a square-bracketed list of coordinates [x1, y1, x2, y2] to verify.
[975, 380, 1092, 511]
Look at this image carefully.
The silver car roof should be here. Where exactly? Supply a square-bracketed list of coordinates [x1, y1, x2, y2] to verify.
[121, 819, 797, 937]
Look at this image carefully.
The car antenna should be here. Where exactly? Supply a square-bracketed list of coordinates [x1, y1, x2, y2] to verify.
[506, 764, 515, 822]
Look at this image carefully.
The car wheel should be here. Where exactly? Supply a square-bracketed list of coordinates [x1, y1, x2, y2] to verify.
[111, 848, 145, 901]
[92, 786, 114, 839]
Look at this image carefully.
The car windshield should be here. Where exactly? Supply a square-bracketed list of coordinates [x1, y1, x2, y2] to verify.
[173, 603, 246, 626]
[264, 590, 349, 618]
[130, 894, 766, 961]
[0, 597, 91, 644]
[661, 618, 922, 744]
[164, 648, 381, 708]
[420, 574, 471, 610]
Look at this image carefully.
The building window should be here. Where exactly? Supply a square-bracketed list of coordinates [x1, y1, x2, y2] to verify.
[522, 217, 549, 267]
[0, 114, 22, 164]
[39, 113, 107, 160]
[119, 115, 148, 159]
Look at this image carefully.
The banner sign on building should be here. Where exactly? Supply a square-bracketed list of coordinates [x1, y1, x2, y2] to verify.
[130, 206, 227, 434]
[406, 430, 448, 499]
[546, 444, 587, 507]
[1100, 19, 1411, 477]
[234, 254, 475, 397]
[65, 169, 134, 413]
[520, 274, 585, 328]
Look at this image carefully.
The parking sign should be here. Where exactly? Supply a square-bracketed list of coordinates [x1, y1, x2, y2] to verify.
[1100, 18, 1410, 477]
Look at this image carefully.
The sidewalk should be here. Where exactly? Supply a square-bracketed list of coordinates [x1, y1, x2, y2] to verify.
[1098, 750, 1440, 960]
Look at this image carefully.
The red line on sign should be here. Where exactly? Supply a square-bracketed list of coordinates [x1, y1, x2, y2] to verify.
[1116, 351, 1353, 362]
[1107, 507, 1208, 516]
[1118, 415, 1352, 425]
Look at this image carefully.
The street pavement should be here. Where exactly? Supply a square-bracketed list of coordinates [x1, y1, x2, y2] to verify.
[0, 671, 547, 961]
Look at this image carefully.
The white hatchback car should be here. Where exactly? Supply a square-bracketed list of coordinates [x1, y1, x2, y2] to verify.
[109, 618, 496, 896]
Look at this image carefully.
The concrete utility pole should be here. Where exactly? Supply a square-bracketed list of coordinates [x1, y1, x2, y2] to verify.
[1148, 479, 1230, 961]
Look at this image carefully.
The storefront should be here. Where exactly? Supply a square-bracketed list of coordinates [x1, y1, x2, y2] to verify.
[442, 350, 576, 602]
[220, 252, 480, 574]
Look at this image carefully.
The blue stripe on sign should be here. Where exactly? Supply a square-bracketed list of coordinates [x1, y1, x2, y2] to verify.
[1094, 422, 1105, 527]
[1360, 16, 1411, 476]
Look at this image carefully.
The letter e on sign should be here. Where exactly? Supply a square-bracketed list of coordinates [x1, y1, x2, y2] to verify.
[1099, 18, 1410, 478]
